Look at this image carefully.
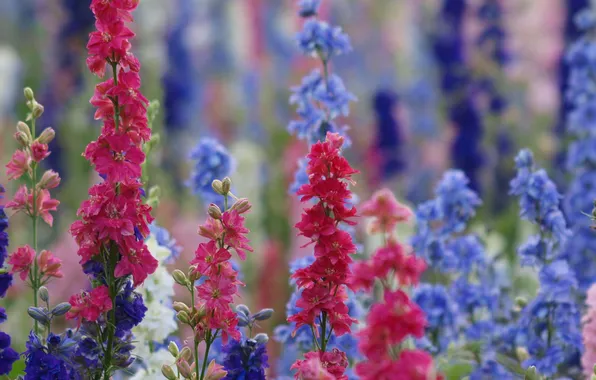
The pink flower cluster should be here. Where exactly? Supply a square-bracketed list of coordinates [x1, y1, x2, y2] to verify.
[66, 285, 113, 326]
[351, 189, 441, 380]
[5, 115, 62, 286]
[582, 284, 596, 377]
[190, 201, 254, 343]
[68, 0, 156, 322]
[8, 245, 63, 281]
[288, 133, 358, 379]
[6, 126, 60, 227]
[291, 349, 349, 380]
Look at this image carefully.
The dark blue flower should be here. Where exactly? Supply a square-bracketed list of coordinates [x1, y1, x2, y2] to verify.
[0, 272, 12, 298]
[297, 0, 320, 18]
[0, 307, 6, 324]
[0, 332, 18, 375]
[414, 284, 458, 352]
[24, 331, 71, 380]
[115, 282, 147, 334]
[222, 339, 269, 380]
[82, 260, 104, 280]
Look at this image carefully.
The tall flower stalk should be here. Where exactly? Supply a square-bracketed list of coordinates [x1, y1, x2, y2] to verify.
[288, 133, 358, 379]
[351, 189, 441, 379]
[5, 88, 62, 335]
[166, 177, 255, 380]
[288, 0, 355, 193]
[68, 1, 158, 378]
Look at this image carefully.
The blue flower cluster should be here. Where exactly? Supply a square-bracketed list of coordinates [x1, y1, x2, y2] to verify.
[562, 8, 596, 290]
[0, 185, 17, 376]
[433, 0, 485, 193]
[188, 137, 235, 207]
[508, 149, 582, 377]
[24, 331, 79, 379]
[222, 338, 269, 380]
[413, 171, 511, 376]
[274, 257, 364, 380]
[288, 0, 355, 193]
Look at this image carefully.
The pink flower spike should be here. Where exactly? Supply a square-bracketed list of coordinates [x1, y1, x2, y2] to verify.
[8, 245, 35, 281]
[6, 149, 31, 180]
[31, 142, 50, 162]
[38, 250, 63, 279]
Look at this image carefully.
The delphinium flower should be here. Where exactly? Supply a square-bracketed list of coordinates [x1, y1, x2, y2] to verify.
[129, 224, 180, 379]
[188, 137, 236, 208]
[508, 149, 582, 377]
[218, 304, 273, 379]
[285, 132, 358, 379]
[0, 185, 18, 376]
[475, 0, 515, 212]
[554, 0, 590, 172]
[367, 90, 406, 187]
[163, 177, 261, 380]
[274, 255, 365, 379]
[5, 90, 62, 314]
[433, 0, 485, 193]
[67, 0, 159, 378]
[350, 188, 442, 380]
[411, 171, 512, 377]
[288, 0, 355, 193]
[562, 7, 596, 290]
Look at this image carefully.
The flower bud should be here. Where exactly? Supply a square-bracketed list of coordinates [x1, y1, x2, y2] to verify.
[230, 198, 251, 214]
[161, 365, 177, 380]
[524, 366, 539, 380]
[172, 269, 189, 286]
[24, 87, 34, 101]
[17, 121, 32, 140]
[236, 304, 250, 316]
[179, 347, 192, 361]
[176, 358, 193, 379]
[516, 347, 530, 363]
[38, 170, 61, 190]
[237, 314, 250, 327]
[221, 177, 231, 195]
[515, 297, 527, 309]
[51, 302, 72, 317]
[28, 307, 50, 326]
[168, 341, 179, 357]
[15, 131, 29, 147]
[212, 179, 224, 195]
[148, 185, 161, 200]
[253, 308, 274, 321]
[37, 127, 56, 144]
[177, 311, 190, 324]
[32, 103, 44, 119]
[208, 204, 223, 220]
[38, 286, 50, 303]
[173, 302, 191, 313]
[188, 267, 202, 283]
[254, 333, 269, 345]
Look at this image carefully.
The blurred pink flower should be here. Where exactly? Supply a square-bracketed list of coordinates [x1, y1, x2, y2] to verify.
[582, 284, 596, 377]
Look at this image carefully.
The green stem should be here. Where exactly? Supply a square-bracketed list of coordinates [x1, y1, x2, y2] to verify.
[190, 285, 201, 380]
[320, 312, 328, 352]
[103, 246, 118, 380]
[199, 332, 214, 380]
[30, 117, 40, 334]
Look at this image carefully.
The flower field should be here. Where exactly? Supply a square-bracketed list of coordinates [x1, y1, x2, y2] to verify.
[0, 0, 595, 379]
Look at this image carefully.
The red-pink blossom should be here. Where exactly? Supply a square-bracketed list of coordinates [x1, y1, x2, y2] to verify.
[66, 285, 113, 325]
[8, 245, 35, 281]
[87, 20, 134, 60]
[292, 349, 349, 380]
[6, 149, 31, 180]
[191, 241, 232, 277]
[38, 250, 63, 279]
[91, 134, 145, 182]
[221, 210, 253, 260]
[360, 188, 413, 234]
[196, 275, 238, 312]
[31, 142, 50, 162]
[6, 186, 60, 226]
[114, 238, 158, 286]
